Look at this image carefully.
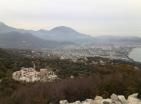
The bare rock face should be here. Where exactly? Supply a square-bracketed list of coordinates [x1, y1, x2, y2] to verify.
[102, 99, 111, 104]
[60, 100, 69, 104]
[111, 94, 122, 104]
[118, 95, 128, 104]
[82, 99, 94, 104]
[71, 101, 81, 104]
[102, 101, 110, 104]
[128, 93, 141, 104]
[93, 96, 103, 104]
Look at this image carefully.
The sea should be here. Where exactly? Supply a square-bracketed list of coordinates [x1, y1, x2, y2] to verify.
[129, 47, 141, 62]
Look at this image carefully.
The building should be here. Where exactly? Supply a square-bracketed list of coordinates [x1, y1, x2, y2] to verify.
[12, 67, 58, 82]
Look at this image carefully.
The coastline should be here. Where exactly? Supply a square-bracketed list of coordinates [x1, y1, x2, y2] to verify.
[128, 47, 141, 63]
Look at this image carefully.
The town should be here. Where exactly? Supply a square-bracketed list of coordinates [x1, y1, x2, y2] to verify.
[12, 67, 58, 82]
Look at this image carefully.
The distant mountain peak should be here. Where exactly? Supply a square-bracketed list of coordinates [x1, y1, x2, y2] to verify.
[0, 22, 7, 26]
[37, 29, 48, 32]
[50, 26, 78, 33]
[0, 22, 16, 33]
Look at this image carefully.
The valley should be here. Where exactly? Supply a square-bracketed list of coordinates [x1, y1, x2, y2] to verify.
[0, 0, 141, 103]
[0, 22, 141, 104]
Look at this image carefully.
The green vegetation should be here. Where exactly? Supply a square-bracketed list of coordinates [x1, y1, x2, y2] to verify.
[0, 48, 141, 104]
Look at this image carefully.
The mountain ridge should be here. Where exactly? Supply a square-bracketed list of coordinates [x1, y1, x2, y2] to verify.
[30, 25, 93, 43]
[0, 21, 141, 49]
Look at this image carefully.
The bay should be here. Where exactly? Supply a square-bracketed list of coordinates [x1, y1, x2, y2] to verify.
[129, 48, 141, 62]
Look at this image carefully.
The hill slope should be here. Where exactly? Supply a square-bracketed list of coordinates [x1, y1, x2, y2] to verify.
[0, 21, 141, 49]
[0, 22, 76, 49]
[31, 26, 94, 43]
[0, 31, 64, 49]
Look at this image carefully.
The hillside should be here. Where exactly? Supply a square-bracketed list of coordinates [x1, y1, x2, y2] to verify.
[0, 22, 76, 49]
[0, 31, 64, 49]
[0, 48, 141, 103]
[0, 21, 141, 49]
[31, 26, 94, 43]
[0, 22, 16, 33]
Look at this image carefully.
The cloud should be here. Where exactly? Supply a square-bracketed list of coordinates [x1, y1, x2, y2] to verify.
[0, 0, 141, 36]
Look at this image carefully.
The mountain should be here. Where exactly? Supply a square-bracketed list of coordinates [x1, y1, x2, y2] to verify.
[0, 22, 94, 43]
[0, 22, 16, 33]
[29, 26, 141, 45]
[0, 22, 77, 49]
[31, 26, 94, 43]
[0, 31, 69, 49]
[0, 21, 141, 49]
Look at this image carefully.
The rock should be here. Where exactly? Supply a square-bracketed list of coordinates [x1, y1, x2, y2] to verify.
[102, 99, 111, 104]
[134, 66, 139, 70]
[75, 101, 81, 104]
[59, 93, 141, 104]
[102, 101, 111, 104]
[128, 93, 141, 104]
[71, 101, 81, 104]
[95, 96, 103, 100]
[70, 75, 74, 79]
[111, 94, 119, 101]
[60, 100, 69, 104]
[82, 99, 94, 104]
[111, 94, 121, 104]
[118, 95, 128, 104]
[93, 96, 103, 104]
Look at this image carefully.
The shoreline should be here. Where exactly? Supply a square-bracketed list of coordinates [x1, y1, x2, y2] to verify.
[128, 47, 141, 63]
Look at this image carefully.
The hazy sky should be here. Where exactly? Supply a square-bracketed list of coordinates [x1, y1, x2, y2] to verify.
[0, 0, 141, 36]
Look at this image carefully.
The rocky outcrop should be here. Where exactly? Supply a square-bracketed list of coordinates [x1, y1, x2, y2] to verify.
[60, 93, 141, 104]
[128, 93, 141, 104]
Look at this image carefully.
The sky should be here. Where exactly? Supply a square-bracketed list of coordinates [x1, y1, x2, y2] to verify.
[0, 0, 141, 36]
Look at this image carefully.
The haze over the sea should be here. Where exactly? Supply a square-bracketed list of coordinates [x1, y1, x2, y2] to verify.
[0, 0, 141, 37]
[129, 48, 141, 62]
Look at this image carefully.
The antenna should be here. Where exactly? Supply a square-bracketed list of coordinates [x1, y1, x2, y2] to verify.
[32, 61, 36, 69]
[31, 51, 36, 69]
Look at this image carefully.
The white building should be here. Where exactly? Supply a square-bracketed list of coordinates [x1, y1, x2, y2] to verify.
[12, 67, 58, 82]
